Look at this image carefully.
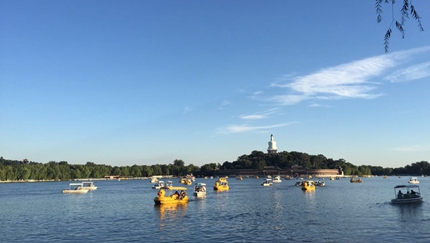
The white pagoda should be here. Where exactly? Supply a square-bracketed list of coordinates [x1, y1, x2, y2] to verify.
[267, 134, 278, 154]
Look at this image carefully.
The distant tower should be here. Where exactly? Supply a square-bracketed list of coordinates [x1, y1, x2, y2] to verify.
[267, 134, 278, 154]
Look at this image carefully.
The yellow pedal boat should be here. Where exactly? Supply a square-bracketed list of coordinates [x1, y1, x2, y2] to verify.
[154, 186, 189, 205]
[179, 177, 192, 186]
[214, 177, 229, 191]
[301, 180, 316, 191]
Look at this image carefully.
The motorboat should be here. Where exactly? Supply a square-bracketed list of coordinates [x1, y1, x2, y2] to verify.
[272, 176, 282, 183]
[301, 180, 315, 191]
[261, 179, 273, 187]
[214, 177, 229, 191]
[330, 177, 335, 180]
[150, 176, 158, 183]
[62, 183, 89, 194]
[316, 180, 325, 187]
[350, 177, 362, 183]
[154, 186, 189, 205]
[193, 183, 207, 197]
[408, 177, 419, 184]
[236, 176, 243, 180]
[295, 178, 303, 186]
[391, 185, 423, 204]
[82, 181, 97, 190]
[186, 174, 196, 182]
[152, 180, 165, 189]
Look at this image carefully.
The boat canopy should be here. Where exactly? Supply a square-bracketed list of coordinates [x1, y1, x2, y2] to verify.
[160, 186, 187, 191]
[394, 185, 420, 189]
[69, 183, 84, 186]
[196, 183, 206, 186]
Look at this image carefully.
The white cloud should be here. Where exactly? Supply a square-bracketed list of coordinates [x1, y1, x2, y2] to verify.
[249, 91, 263, 100]
[240, 108, 278, 120]
[217, 122, 296, 134]
[183, 106, 193, 114]
[392, 144, 430, 152]
[218, 100, 231, 110]
[240, 114, 266, 120]
[384, 62, 430, 83]
[269, 46, 430, 105]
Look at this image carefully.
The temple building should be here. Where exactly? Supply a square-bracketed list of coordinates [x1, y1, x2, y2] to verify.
[267, 134, 278, 154]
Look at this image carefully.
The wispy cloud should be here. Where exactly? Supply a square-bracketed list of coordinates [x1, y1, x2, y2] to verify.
[217, 122, 296, 134]
[392, 144, 430, 152]
[218, 100, 231, 110]
[384, 62, 430, 83]
[240, 108, 278, 120]
[249, 91, 263, 100]
[269, 46, 430, 105]
[183, 106, 193, 114]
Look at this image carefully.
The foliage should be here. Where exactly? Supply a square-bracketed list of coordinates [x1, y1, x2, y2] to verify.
[375, 0, 424, 52]
[0, 154, 429, 181]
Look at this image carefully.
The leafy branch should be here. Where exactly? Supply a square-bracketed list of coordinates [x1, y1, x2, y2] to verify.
[376, 0, 424, 52]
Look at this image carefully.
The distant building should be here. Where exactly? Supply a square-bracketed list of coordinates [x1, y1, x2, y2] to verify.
[267, 134, 278, 154]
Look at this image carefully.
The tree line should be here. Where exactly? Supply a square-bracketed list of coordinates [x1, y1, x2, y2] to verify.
[1, 151, 429, 181]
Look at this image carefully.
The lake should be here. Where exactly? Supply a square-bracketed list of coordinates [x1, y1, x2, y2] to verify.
[1, 176, 430, 242]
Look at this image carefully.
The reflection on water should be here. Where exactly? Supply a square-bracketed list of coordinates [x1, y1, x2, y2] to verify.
[393, 203, 423, 219]
[155, 203, 188, 220]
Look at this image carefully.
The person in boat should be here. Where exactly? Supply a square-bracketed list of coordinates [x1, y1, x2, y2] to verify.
[76, 185, 81, 190]
[179, 190, 186, 199]
[397, 190, 404, 199]
[173, 191, 179, 199]
[411, 190, 416, 195]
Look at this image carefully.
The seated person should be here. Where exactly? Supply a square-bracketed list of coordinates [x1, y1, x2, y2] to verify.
[397, 190, 404, 199]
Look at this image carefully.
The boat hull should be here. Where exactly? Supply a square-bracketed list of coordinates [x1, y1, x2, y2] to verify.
[154, 196, 189, 204]
[214, 185, 229, 191]
[391, 197, 423, 204]
[194, 192, 206, 197]
[301, 186, 315, 191]
[83, 186, 97, 190]
[62, 189, 89, 194]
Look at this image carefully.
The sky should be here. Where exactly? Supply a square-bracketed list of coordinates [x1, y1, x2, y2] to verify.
[1, 1, 430, 168]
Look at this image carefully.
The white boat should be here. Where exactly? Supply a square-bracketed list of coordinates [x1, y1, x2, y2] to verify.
[262, 179, 273, 187]
[272, 176, 282, 183]
[408, 177, 419, 184]
[82, 181, 97, 190]
[316, 180, 326, 187]
[193, 183, 207, 197]
[62, 183, 89, 194]
[186, 174, 196, 182]
[150, 176, 158, 183]
[295, 178, 304, 186]
[153, 180, 173, 189]
[391, 185, 423, 204]
[152, 181, 165, 189]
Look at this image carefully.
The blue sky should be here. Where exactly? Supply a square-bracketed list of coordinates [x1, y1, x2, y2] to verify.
[1, 1, 429, 168]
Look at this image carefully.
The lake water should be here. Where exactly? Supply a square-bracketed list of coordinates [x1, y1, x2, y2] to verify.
[1, 176, 430, 242]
